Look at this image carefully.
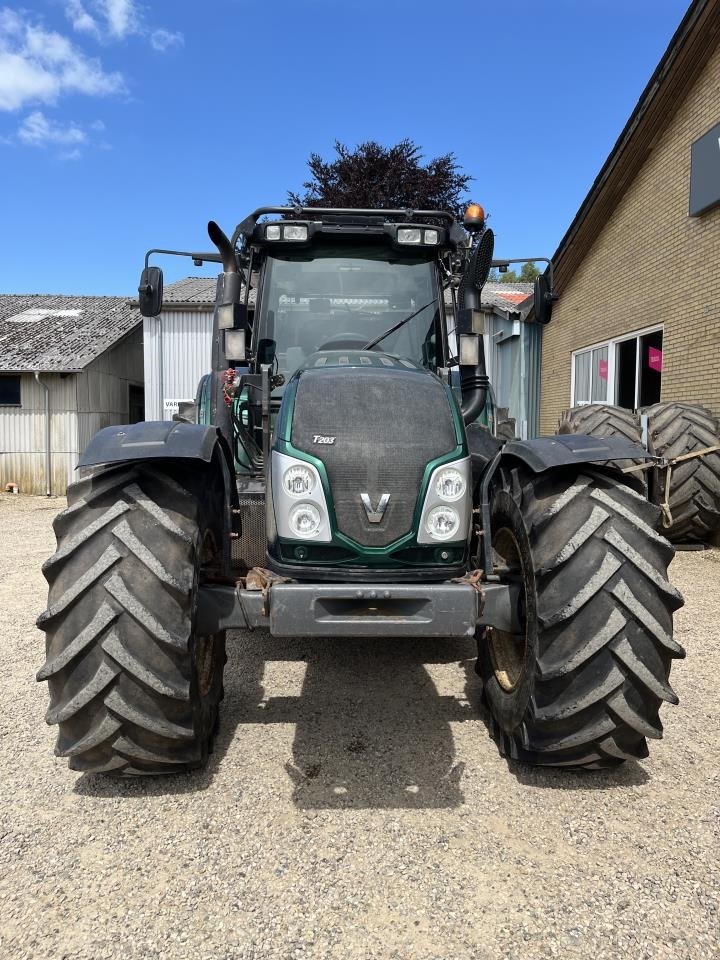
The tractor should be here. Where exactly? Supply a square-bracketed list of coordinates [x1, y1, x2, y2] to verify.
[37, 204, 685, 775]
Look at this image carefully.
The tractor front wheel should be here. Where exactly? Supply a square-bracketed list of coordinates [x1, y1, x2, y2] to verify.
[478, 464, 685, 768]
[37, 462, 226, 775]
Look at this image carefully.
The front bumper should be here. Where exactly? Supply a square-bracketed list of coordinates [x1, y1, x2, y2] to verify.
[197, 577, 520, 639]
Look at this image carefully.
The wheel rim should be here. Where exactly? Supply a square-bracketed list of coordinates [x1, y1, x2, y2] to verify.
[488, 526, 528, 693]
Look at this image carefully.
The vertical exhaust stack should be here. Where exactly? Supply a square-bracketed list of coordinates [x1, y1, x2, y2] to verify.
[458, 212, 493, 425]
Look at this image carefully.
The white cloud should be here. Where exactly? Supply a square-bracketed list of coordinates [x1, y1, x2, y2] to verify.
[18, 110, 86, 146]
[65, 1, 182, 53]
[0, 8, 124, 111]
[64, 1, 142, 41]
[150, 28, 183, 52]
[65, 0, 100, 37]
[104, 0, 140, 39]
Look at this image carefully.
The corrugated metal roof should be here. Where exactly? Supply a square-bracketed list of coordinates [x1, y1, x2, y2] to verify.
[162, 277, 218, 303]
[0, 294, 141, 373]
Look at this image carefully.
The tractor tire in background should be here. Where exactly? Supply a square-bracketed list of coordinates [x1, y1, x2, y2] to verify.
[496, 417, 518, 443]
[37, 462, 226, 775]
[477, 464, 685, 768]
[644, 402, 720, 544]
[557, 404, 646, 485]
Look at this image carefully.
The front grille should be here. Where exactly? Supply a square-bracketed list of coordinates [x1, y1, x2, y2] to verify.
[232, 494, 266, 570]
[291, 365, 456, 547]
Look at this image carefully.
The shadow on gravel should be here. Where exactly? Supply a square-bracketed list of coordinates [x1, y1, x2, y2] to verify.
[461, 660, 651, 791]
[231, 632, 476, 810]
[73, 632, 477, 805]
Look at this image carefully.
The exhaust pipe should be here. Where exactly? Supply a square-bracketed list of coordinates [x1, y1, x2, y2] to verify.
[457, 271, 489, 425]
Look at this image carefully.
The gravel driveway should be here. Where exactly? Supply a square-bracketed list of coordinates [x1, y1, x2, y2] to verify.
[1, 492, 718, 960]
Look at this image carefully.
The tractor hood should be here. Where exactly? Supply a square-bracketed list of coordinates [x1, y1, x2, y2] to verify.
[275, 352, 465, 549]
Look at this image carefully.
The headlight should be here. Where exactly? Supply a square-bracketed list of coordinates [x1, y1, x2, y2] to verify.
[272, 451, 332, 543]
[425, 505, 460, 541]
[289, 503, 322, 538]
[283, 464, 316, 497]
[283, 225, 308, 241]
[424, 229, 439, 244]
[435, 467, 466, 501]
[417, 457, 471, 545]
[265, 224, 281, 240]
[397, 228, 422, 244]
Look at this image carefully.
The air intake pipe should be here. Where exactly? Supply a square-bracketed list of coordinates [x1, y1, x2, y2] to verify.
[457, 261, 489, 427]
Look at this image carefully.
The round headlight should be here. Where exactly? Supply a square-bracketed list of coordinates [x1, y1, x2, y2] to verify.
[425, 505, 460, 541]
[289, 502, 322, 538]
[435, 467, 466, 502]
[283, 464, 316, 497]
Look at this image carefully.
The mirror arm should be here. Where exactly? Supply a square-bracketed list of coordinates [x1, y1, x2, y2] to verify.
[143, 248, 223, 269]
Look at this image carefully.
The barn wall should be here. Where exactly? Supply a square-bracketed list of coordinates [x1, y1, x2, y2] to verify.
[539, 39, 720, 434]
[143, 309, 214, 420]
[0, 327, 143, 496]
[77, 326, 144, 452]
[0, 372, 78, 495]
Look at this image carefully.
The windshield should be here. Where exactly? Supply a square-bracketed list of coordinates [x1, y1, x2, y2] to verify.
[255, 244, 440, 380]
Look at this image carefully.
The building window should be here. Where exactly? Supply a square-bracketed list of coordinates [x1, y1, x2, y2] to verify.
[571, 327, 663, 409]
[0, 375, 21, 406]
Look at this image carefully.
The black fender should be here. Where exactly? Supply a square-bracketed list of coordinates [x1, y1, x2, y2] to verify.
[475, 432, 651, 578]
[501, 433, 650, 472]
[77, 421, 239, 571]
[78, 420, 232, 469]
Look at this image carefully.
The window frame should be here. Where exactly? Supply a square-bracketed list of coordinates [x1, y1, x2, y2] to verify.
[570, 324, 663, 408]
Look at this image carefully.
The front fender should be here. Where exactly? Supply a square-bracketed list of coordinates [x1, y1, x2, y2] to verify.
[78, 420, 226, 468]
[501, 433, 650, 473]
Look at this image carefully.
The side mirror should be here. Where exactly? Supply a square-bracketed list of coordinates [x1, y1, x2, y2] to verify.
[138, 266, 163, 317]
[533, 274, 558, 325]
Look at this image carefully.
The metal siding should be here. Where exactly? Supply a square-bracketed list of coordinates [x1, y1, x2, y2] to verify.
[0, 373, 78, 494]
[0, 330, 145, 495]
[524, 322, 542, 439]
[144, 309, 214, 420]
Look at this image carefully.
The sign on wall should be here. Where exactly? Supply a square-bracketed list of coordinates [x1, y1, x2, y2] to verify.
[689, 121, 720, 217]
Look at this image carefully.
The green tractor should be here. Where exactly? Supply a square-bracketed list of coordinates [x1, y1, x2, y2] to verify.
[37, 205, 684, 775]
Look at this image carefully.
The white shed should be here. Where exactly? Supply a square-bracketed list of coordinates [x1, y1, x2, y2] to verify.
[0, 294, 143, 495]
[142, 278, 218, 421]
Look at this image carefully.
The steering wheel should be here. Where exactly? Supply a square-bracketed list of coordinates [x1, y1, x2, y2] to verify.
[317, 333, 375, 351]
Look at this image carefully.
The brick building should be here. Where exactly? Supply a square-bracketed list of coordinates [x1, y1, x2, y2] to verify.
[539, 0, 720, 435]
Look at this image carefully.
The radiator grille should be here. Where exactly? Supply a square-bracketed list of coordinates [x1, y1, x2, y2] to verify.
[291, 366, 456, 547]
[232, 494, 266, 570]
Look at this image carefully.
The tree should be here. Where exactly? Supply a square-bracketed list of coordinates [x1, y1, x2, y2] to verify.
[288, 139, 473, 216]
[519, 261, 541, 282]
[496, 261, 541, 284]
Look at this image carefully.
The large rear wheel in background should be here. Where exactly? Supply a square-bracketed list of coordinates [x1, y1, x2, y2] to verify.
[477, 464, 684, 768]
[643, 402, 720, 544]
[557, 403, 646, 482]
[37, 463, 226, 775]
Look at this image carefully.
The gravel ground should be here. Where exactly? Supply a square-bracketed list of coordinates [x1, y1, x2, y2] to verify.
[1, 491, 718, 960]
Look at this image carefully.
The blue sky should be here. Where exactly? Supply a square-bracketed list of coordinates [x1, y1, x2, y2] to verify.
[0, 0, 689, 295]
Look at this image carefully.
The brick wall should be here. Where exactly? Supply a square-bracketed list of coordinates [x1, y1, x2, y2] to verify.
[539, 40, 720, 436]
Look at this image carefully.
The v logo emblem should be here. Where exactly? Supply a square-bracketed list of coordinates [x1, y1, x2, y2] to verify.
[361, 493, 390, 523]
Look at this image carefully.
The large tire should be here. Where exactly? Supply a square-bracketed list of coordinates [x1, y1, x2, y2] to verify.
[478, 464, 684, 768]
[496, 419, 518, 443]
[37, 462, 226, 775]
[557, 404, 646, 483]
[644, 402, 720, 544]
